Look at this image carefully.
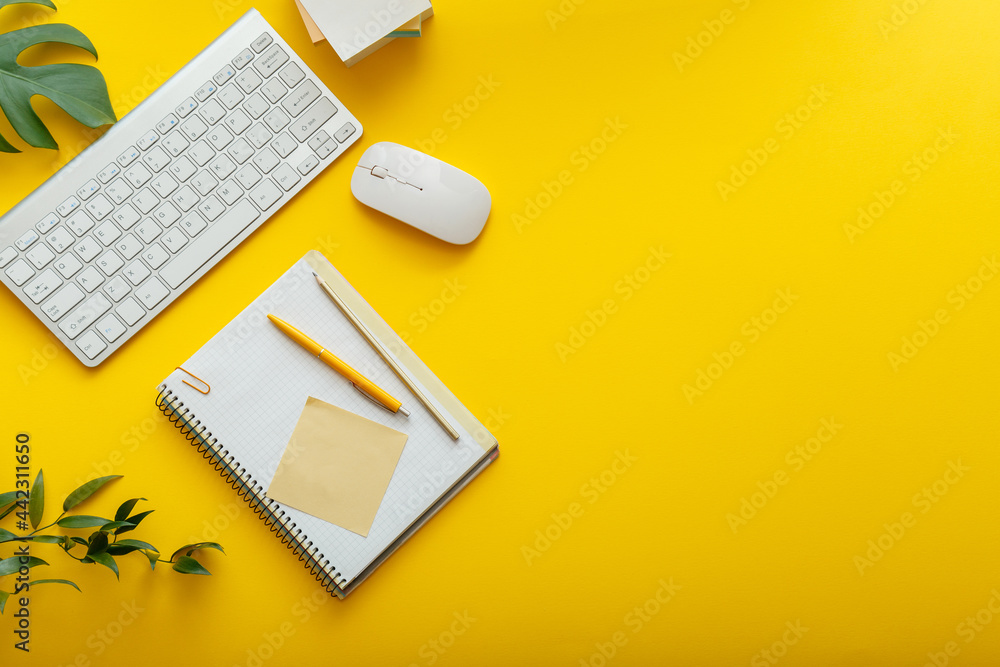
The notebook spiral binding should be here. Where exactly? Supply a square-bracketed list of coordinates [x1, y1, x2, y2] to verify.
[155, 386, 346, 598]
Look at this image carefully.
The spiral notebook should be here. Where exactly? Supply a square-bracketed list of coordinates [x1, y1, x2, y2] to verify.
[155, 251, 498, 598]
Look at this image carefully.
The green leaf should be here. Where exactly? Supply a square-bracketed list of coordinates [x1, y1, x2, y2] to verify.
[171, 555, 210, 576]
[69, 536, 88, 546]
[86, 531, 108, 555]
[28, 534, 64, 544]
[0, 503, 16, 522]
[62, 475, 121, 512]
[0, 1, 57, 11]
[56, 515, 110, 529]
[0, 556, 47, 576]
[98, 521, 133, 533]
[115, 509, 153, 535]
[28, 578, 80, 592]
[28, 470, 43, 529]
[0, 527, 17, 543]
[0, 490, 16, 509]
[142, 550, 157, 570]
[115, 538, 158, 553]
[0, 17, 117, 152]
[114, 497, 146, 522]
[170, 541, 225, 562]
[88, 552, 118, 579]
[0, 590, 8, 614]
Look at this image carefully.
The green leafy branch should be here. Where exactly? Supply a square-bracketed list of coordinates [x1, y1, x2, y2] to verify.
[0, 0, 116, 152]
[0, 471, 224, 613]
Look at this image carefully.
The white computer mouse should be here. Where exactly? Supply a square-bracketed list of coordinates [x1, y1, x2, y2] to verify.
[350, 142, 491, 244]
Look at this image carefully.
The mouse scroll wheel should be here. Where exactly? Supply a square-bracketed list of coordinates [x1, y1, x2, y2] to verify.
[371, 166, 390, 179]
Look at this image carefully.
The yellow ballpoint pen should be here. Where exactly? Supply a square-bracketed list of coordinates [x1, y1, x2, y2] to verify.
[267, 314, 410, 417]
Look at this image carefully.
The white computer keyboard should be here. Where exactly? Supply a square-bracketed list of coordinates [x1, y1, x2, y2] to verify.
[0, 9, 362, 367]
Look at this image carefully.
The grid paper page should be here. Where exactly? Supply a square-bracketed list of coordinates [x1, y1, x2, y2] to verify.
[160, 259, 484, 585]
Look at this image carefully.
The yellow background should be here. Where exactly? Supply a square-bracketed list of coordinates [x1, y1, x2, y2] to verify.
[2, 0, 1000, 664]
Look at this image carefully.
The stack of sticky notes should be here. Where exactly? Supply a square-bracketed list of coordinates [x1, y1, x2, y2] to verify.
[294, 0, 433, 66]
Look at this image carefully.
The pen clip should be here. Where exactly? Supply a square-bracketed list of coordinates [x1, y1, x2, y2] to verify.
[352, 382, 395, 414]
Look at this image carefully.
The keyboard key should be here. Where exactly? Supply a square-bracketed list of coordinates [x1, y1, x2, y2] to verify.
[281, 80, 320, 117]
[53, 253, 83, 279]
[180, 212, 207, 238]
[198, 195, 226, 221]
[136, 130, 159, 151]
[163, 132, 190, 157]
[253, 147, 280, 173]
[96, 164, 120, 184]
[59, 293, 111, 339]
[104, 276, 130, 302]
[160, 200, 259, 289]
[135, 219, 161, 244]
[214, 65, 236, 86]
[272, 163, 301, 191]
[5, 259, 34, 286]
[26, 243, 55, 269]
[334, 122, 356, 143]
[156, 114, 179, 134]
[117, 147, 140, 167]
[116, 234, 144, 260]
[77, 265, 104, 292]
[169, 155, 197, 182]
[106, 179, 134, 204]
[0, 246, 16, 268]
[191, 170, 219, 196]
[46, 227, 74, 253]
[195, 82, 217, 101]
[244, 93, 269, 119]
[209, 154, 237, 179]
[279, 62, 305, 88]
[217, 180, 243, 205]
[207, 125, 234, 150]
[132, 188, 159, 214]
[261, 78, 287, 104]
[94, 221, 122, 246]
[142, 243, 169, 269]
[291, 97, 336, 141]
[251, 32, 272, 53]
[235, 164, 262, 189]
[200, 99, 226, 125]
[171, 185, 199, 212]
[136, 276, 169, 309]
[67, 210, 96, 236]
[235, 68, 262, 93]
[57, 195, 82, 215]
[142, 145, 171, 172]
[151, 172, 180, 198]
[76, 181, 100, 201]
[182, 115, 209, 141]
[225, 109, 252, 135]
[219, 84, 244, 110]
[35, 213, 60, 236]
[96, 249, 124, 275]
[116, 297, 145, 326]
[124, 163, 153, 188]
[233, 48, 254, 70]
[308, 130, 331, 152]
[246, 123, 273, 149]
[113, 204, 141, 230]
[254, 44, 288, 78]
[176, 97, 198, 118]
[86, 193, 114, 220]
[153, 201, 181, 226]
[297, 154, 319, 175]
[314, 139, 336, 159]
[42, 282, 84, 321]
[75, 330, 107, 360]
[24, 268, 62, 303]
[162, 226, 189, 253]
[264, 107, 290, 133]
[74, 236, 101, 263]
[189, 140, 215, 166]
[249, 179, 282, 210]
[122, 259, 150, 285]
[96, 314, 127, 343]
[16, 229, 39, 250]
[228, 137, 254, 163]
[270, 132, 296, 158]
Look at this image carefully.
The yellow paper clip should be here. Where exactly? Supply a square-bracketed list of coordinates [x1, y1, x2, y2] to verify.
[177, 367, 211, 394]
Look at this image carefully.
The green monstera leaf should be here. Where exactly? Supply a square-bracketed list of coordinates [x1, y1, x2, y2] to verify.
[0, 0, 116, 152]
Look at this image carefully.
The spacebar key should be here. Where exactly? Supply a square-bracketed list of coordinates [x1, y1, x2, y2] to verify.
[160, 200, 260, 289]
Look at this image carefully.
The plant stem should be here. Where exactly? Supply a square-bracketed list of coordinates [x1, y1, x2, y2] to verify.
[28, 513, 65, 535]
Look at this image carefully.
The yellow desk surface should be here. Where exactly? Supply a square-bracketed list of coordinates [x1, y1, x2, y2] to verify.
[2, 0, 1000, 664]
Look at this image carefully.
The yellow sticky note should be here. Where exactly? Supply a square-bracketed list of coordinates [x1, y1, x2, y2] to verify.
[267, 397, 408, 537]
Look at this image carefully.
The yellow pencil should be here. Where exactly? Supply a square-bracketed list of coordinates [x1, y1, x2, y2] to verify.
[267, 313, 410, 417]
